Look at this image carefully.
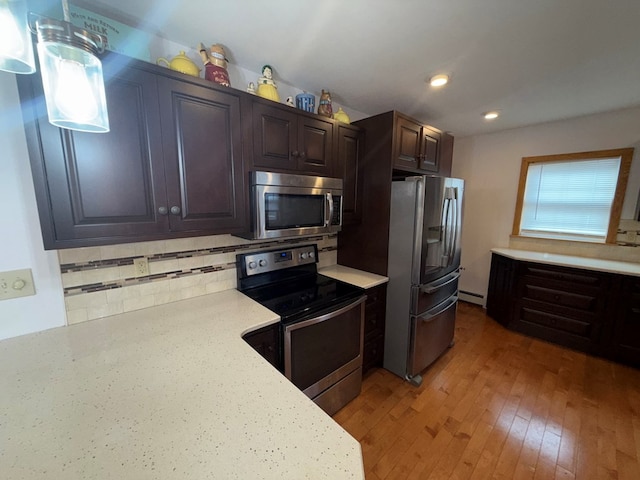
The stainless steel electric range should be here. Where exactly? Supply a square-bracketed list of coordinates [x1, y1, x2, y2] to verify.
[237, 244, 366, 416]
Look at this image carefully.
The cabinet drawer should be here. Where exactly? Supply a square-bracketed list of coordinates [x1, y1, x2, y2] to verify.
[364, 307, 384, 340]
[522, 263, 608, 288]
[363, 334, 384, 373]
[522, 284, 598, 312]
[519, 306, 593, 337]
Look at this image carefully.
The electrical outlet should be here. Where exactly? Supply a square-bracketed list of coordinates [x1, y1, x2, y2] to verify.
[0, 268, 36, 301]
[133, 257, 149, 277]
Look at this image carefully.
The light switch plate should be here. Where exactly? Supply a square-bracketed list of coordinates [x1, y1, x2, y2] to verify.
[0, 268, 36, 301]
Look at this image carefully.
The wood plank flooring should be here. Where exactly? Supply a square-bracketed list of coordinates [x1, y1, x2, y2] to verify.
[333, 301, 640, 479]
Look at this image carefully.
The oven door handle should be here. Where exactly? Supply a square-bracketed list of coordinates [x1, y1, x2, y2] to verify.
[285, 295, 366, 332]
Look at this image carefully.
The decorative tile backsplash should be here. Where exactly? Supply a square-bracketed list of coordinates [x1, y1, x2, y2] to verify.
[508, 219, 640, 263]
[59, 234, 338, 325]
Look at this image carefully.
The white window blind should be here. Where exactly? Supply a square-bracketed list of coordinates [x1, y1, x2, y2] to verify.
[520, 157, 621, 242]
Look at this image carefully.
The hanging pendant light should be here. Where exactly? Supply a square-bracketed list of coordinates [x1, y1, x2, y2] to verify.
[35, 17, 109, 132]
[0, 0, 109, 133]
[0, 0, 36, 74]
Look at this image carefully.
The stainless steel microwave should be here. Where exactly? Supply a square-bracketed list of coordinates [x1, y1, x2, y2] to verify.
[238, 171, 343, 240]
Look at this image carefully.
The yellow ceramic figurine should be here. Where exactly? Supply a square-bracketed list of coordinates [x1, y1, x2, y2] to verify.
[256, 65, 279, 102]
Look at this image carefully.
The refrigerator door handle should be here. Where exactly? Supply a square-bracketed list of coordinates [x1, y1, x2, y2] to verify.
[418, 295, 458, 323]
[420, 269, 461, 294]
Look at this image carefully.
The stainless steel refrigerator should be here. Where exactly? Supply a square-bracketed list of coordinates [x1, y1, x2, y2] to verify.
[384, 175, 464, 386]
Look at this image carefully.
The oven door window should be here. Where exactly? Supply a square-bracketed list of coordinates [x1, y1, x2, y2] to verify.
[286, 301, 363, 393]
[265, 193, 325, 230]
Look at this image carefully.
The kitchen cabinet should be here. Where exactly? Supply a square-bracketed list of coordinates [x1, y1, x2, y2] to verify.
[242, 323, 281, 370]
[250, 100, 334, 176]
[363, 284, 387, 374]
[17, 52, 246, 249]
[338, 110, 453, 277]
[487, 252, 639, 368]
[394, 115, 442, 174]
[486, 253, 518, 326]
[334, 123, 364, 225]
[609, 276, 640, 366]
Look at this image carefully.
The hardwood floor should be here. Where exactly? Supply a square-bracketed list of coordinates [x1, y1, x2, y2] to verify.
[333, 301, 640, 479]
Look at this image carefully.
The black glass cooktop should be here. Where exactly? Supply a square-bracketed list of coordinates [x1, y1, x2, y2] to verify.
[240, 273, 364, 325]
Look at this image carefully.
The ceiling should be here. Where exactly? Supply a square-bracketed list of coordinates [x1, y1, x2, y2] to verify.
[84, 0, 640, 137]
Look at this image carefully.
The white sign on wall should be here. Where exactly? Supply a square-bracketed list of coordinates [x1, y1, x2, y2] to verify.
[68, 5, 151, 61]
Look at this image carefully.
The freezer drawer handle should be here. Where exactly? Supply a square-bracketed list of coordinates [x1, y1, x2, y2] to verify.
[420, 270, 461, 294]
[419, 295, 458, 323]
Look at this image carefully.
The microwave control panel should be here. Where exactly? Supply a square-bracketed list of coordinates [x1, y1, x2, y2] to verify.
[237, 244, 318, 277]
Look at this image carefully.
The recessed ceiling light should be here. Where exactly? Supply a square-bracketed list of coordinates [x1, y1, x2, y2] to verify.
[483, 111, 499, 120]
[429, 74, 449, 87]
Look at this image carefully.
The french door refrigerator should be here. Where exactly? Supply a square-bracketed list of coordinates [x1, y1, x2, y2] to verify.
[384, 175, 464, 386]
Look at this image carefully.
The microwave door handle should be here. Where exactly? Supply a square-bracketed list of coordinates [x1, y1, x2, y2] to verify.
[326, 192, 333, 227]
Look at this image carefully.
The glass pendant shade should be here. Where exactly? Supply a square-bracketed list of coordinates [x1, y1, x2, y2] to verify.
[36, 18, 109, 133]
[0, 0, 36, 74]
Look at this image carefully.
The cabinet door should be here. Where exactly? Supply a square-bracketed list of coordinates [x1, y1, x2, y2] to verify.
[251, 102, 298, 171]
[418, 126, 440, 173]
[611, 276, 640, 367]
[18, 62, 168, 249]
[158, 77, 246, 233]
[486, 253, 517, 326]
[297, 116, 334, 176]
[393, 115, 421, 170]
[243, 323, 281, 370]
[335, 125, 363, 225]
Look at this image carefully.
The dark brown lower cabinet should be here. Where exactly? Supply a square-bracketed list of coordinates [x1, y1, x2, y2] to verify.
[487, 252, 639, 368]
[242, 323, 281, 370]
[363, 284, 387, 374]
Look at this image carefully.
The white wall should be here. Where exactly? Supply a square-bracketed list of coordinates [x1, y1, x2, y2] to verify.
[452, 106, 640, 305]
[0, 73, 67, 340]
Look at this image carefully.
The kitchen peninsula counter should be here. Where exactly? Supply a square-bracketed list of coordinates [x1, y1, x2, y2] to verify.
[491, 247, 640, 276]
[0, 290, 364, 480]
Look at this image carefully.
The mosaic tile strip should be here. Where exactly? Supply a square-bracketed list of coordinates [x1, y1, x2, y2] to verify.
[63, 245, 337, 297]
[60, 235, 333, 273]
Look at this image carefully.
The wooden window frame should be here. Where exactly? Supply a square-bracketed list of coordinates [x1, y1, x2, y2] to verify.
[512, 148, 634, 244]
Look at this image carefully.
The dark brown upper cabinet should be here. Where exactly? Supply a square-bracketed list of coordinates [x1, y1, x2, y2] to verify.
[17, 52, 246, 249]
[334, 123, 364, 225]
[250, 100, 335, 177]
[393, 113, 445, 175]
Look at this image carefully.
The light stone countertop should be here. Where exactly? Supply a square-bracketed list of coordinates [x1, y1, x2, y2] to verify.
[491, 248, 640, 277]
[318, 265, 389, 289]
[0, 289, 364, 480]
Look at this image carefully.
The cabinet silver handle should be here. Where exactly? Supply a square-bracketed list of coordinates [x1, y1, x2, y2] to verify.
[292, 150, 299, 157]
[299, 151, 306, 159]
[170, 205, 181, 215]
[158, 206, 168, 215]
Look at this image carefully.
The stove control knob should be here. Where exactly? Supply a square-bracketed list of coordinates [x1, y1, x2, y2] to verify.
[248, 261, 257, 270]
[309, 251, 315, 259]
[300, 252, 308, 260]
[259, 259, 267, 267]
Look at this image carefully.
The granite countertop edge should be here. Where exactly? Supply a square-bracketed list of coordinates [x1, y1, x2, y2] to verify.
[0, 288, 365, 480]
[491, 247, 640, 276]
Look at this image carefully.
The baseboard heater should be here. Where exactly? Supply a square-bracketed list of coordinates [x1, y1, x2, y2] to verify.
[459, 290, 484, 305]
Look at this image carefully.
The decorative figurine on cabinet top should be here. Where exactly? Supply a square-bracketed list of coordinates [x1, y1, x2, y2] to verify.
[256, 64, 280, 102]
[198, 42, 231, 86]
[285, 96, 294, 107]
[247, 82, 256, 94]
[333, 107, 351, 124]
[317, 89, 333, 118]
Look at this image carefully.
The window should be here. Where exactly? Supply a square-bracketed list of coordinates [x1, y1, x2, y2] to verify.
[512, 148, 634, 243]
